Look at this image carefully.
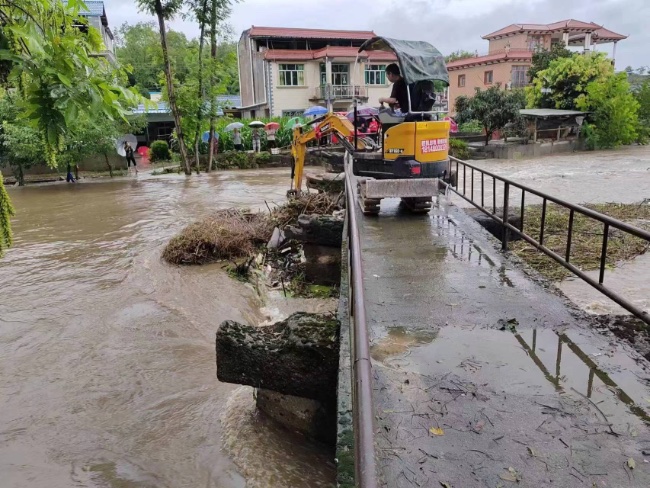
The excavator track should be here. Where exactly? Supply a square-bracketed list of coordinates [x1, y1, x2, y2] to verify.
[357, 180, 381, 215]
[400, 196, 433, 213]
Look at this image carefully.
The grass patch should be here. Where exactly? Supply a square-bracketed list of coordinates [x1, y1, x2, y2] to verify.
[511, 202, 650, 281]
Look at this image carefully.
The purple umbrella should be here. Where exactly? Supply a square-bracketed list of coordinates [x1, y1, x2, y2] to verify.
[346, 105, 379, 121]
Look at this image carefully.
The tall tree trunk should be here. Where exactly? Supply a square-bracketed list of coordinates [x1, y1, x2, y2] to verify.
[16, 164, 24, 187]
[207, 0, 218, 173]
[104, 153, 113, 178]
[154, 0, 191, 175]
[194, 0, 208, 174]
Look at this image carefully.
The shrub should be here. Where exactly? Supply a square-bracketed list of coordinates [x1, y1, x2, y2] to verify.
[458, 120, 483, 133]
[149, 140, 171, 162]
[449, 138, 470, 159]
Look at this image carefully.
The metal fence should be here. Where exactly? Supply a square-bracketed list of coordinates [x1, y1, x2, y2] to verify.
[344, 162, 379, 488]
[445, 156, 650, 325]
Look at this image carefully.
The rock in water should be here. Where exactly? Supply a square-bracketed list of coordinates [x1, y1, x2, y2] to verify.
[216, 313, 340, 402]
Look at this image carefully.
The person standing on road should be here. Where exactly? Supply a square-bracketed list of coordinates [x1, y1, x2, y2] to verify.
[265, 126, 277, 149]
[251, 128, 261, 153]
[233, 129, 243, 151]
[124, 142, 138, 174]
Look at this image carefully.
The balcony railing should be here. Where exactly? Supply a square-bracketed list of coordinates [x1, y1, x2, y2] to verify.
[313, 84, 368, 100]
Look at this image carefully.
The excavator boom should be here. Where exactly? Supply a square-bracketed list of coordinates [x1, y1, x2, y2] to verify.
[290, 114, 373, 192]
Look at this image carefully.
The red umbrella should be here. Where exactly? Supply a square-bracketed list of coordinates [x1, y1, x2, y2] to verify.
[265, 122, 280, 130]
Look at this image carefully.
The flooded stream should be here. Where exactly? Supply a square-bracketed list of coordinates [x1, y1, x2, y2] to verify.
[0, 169, 335, 488]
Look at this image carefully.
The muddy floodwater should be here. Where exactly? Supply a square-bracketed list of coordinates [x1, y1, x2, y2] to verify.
[0, 169, 336, 488]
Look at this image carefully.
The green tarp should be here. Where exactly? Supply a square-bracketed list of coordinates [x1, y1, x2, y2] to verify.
[358, 37, 449, 86]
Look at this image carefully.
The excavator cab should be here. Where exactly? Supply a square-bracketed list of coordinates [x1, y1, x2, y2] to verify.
[352, 37, 451, 184]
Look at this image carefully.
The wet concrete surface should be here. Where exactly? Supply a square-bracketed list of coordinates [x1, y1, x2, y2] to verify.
[355, 195, 650, 487]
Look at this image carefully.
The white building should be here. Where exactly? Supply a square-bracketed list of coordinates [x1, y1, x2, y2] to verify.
[69, 0, 116, 64]
[237, 26, 397, 118]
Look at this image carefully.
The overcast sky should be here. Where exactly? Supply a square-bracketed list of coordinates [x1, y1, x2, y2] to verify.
[106, 0, 647, 70]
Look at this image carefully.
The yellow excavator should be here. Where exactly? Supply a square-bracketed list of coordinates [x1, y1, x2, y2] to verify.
[289, 36, 453, 214]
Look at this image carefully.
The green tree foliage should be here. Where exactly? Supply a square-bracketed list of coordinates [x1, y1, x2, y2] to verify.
[445, 50, 475, 63]
[634, 79, 650, 142]
[575, 73, 639, 149]
[0, 0, 140, 166]
[136, 0, 191, 174]
[0, 89, 45, 185]
[115, 22, 163, 91]
[455, 86, 526, 144]
[0, 0, 142, 253]
[115, 21, 239, 95]
[526, 52, 614, 110]
[527, 43, 572, 82]
[528, 52, 639, 148]
[0, 176, 13, 257]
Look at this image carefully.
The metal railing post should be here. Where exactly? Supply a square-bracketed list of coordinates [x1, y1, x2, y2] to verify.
[446, 156, 650, 325]
[502, 182, 510, 251]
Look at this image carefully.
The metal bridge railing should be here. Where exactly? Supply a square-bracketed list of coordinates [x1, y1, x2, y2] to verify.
[344, 161, 379, 488]
[446, 156, 650, 325]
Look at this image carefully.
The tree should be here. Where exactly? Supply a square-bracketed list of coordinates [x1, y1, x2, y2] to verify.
[526, 52, 615, 110]
[206, 0, 236, 173]
[634, 79, 650, 142]
[186, 0, 209, 173]
[136, 0, 192, 175]
[445, 50, 475, 63]
[455, 86, 526, 144]
[115, 22, 163, 91]
[527, 43, 572, 83]
[0, 177, 12, 257]
[527, 52, 639, 149]
[0, 0, 141, 252]
[575, 72, 639, 148]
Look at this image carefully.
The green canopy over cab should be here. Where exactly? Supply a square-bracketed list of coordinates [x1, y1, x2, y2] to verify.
[358, 37, 449, 86]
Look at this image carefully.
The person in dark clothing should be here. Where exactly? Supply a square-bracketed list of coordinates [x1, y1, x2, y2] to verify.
[124, 142, 138, 174]
[379, 63, 409, 114]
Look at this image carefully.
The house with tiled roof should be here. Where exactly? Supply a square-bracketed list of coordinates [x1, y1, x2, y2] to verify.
[448, 20, 627, 112]
[237, 26, 397, 117]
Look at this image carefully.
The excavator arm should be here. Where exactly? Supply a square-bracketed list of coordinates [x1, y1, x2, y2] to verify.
[290, 113, 372, 193]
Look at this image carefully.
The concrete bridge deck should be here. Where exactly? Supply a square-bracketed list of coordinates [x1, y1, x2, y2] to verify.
[354, 196, 650, 487]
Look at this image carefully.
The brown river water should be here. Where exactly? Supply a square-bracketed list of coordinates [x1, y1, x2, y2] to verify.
[0, 169, 336, 488]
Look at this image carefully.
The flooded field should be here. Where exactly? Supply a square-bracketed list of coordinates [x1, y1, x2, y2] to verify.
[450, 145, 650, 315]
[0, 169, 335, 488]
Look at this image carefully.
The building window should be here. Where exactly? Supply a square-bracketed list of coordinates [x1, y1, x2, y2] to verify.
[331, 64, 349, 86]
[279, 64, 305, 86]
[365, 64, 386, 85]
[511, 65, 529, 87]
[458, 74, 466, 87]
[528, 35, 544, 51]
[484, 70, 493, 85]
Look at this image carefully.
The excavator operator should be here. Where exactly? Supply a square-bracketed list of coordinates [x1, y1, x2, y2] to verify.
[378, 63, 409, 114]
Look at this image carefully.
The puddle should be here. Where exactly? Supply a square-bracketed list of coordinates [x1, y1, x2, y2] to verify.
[370, 326, 438, 362]
[378, 325, 650, 430]
[431, 212, 516, 288]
